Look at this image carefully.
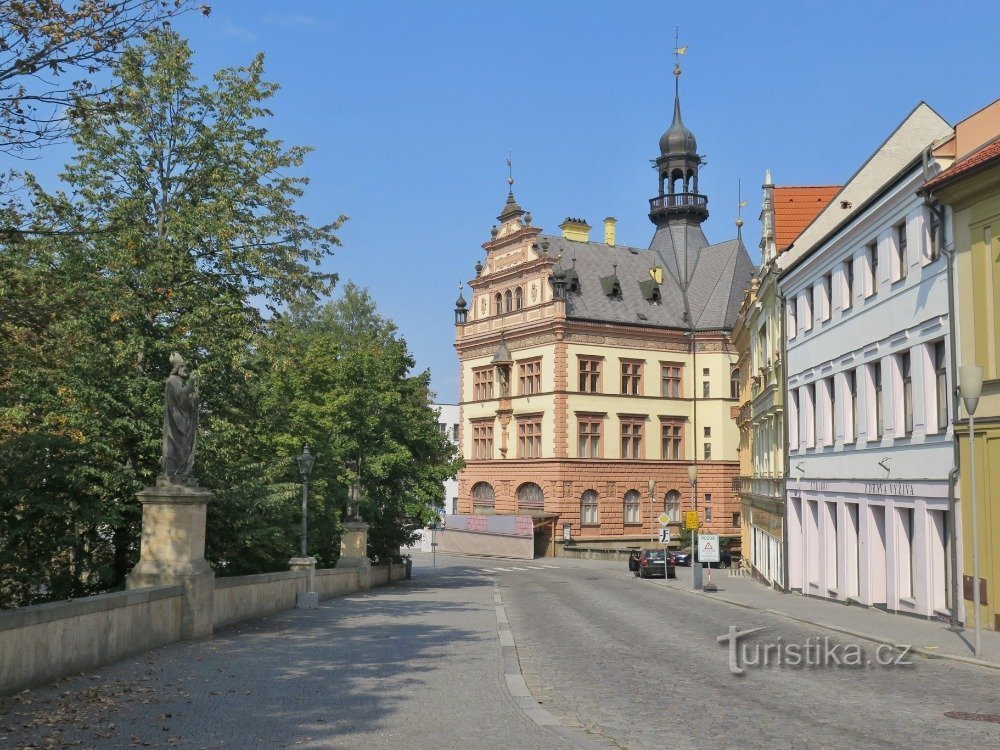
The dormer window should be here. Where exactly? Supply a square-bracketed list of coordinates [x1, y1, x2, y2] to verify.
[639, 279, 661, 304]
[601, 267, 623, 300]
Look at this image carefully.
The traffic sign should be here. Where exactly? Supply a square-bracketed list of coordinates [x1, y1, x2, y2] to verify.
[698, 534, 720, 563]
[658, 528, 671, 544]
[657, 512, 671, 526]
[684, 511, 699, 530]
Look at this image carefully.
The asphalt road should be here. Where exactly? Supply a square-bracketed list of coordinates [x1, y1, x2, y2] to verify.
[471, 553, 1000, 750]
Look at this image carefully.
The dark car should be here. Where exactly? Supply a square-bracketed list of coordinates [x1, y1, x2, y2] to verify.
[637, 548, 676, 579]
[672, 548, 733, 568]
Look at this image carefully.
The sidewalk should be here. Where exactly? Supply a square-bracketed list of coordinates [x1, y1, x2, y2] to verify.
[668, 568, 1000, 669]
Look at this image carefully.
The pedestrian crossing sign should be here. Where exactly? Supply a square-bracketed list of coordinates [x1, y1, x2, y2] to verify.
[685, 511, 699, 530]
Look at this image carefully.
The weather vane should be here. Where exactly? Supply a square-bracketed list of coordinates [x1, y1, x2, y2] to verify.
[736, 179, 747, 236]
[673, 26, 687, 76]
[506, 151, 514, 191]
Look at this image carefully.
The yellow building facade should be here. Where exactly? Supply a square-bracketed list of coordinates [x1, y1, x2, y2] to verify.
[923, 100, 1000, 630]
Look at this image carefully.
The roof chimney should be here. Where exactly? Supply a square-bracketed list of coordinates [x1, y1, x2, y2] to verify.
[603, 217, 616, 246]
[559, 217, 591, 243]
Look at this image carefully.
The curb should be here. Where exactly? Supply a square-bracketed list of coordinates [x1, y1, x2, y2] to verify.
[657, 578, 1000, 672]
[492, 584, 616, 750]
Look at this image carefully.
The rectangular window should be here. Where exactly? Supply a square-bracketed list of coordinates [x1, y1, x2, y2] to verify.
[928, 208, 941, 262]
[802, 292, 813, 331]
[895, 222, 908, 281]
[934, 340, 948, 431]
[452, 424, 459, 442]
[843, 258, 854, 310]
[789, 390, 800, 450]
[581, 492, 599, 525]
[472, 421, 494, 460]
[620, 360, 643, 395]
[518, 359, 541, 395]
[624, 492, 641, 524]
[787, 299, 798, 338]
[867, 241, 878, 297]
[704, 426, 711, 438]
[620, 417, 644, 459]
[704, 443, 712, 460]
[661, 363, 682, 398]
[661, 421, 683, 459]
[900, 351, 912, 436]
[846, 369, 858, 444]
[873, 362, 884, 440]
[473, 367, 494, 400]
[821, 273, 832, 320]
[705, 506, 713, 523]
[825, 376, 836, 446]
[517, 416, 542, 458]
[579, 357, 601, 393]
[900, 507, 915, 599]
[702, 380, 710, 398]
[807, 383, 817, 448]
[578, 416, 602, 458]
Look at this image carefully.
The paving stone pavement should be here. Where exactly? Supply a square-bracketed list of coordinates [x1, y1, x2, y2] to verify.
[0, 566, 571, 749]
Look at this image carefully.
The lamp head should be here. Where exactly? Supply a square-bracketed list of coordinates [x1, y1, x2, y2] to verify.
[688, 464, 698, 485]
[959, 365, 983, 416]
[297, 444, 316, 478]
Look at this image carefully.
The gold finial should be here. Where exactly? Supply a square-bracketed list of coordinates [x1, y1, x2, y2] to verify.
[673, 26, 687, 77]
[506, 152, 514, 189]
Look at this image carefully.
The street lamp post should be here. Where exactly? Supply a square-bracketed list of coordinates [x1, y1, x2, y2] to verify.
[959, 365, 983, 659]
[648, 478, 656, 547]
[297, 445, 316, 557]
[689, 463, 699, 590]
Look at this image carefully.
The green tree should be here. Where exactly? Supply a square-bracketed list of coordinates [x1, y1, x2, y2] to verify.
[264, 284, 462, 565]
[0, 29, 343, 606]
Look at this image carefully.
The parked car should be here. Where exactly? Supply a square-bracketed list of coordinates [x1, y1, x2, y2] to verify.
[671, 548, 733, 568]
[637, 548, 676, 579]
[628, 548, 642, 576]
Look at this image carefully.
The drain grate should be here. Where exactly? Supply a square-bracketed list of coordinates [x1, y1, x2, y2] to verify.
[944, 711, 1000, 724]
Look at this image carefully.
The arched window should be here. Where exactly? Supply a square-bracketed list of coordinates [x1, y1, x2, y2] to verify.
[515, 287, 523, 310]
[517, 482, 544, 510]
[472, 482, 496, 515]
[623, 489, 641, 524]
[505, 289, 513, 312]
[731, 368, 741, 400]
[665, 490, 681, 523]
[581, 489, 599, 525]
[495, 293, 503, 316]
[670, 168, 684, 194]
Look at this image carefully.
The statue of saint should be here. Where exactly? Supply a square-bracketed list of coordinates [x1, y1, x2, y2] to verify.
[161, 352, 199, 484]
[346, 479, 362, 521]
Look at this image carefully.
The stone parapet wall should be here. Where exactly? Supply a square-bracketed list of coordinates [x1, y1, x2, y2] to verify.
[0, 585, 183, 695]
[214, 571, 306, 629]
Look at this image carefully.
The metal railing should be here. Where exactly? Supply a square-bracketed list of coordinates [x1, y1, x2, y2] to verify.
[649, 193, 708, 212]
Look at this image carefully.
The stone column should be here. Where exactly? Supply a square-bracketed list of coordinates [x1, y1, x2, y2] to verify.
[337, 521, 371, 591]
[126, 480, 215, 640]
[289, 556, 318, 608]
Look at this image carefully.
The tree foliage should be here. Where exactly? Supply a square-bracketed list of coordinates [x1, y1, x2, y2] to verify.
[0, 29, 344, 606]
[0, 0, 207, 156]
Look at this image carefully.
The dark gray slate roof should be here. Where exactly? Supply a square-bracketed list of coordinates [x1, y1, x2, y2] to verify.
[545, 225, 755, 331]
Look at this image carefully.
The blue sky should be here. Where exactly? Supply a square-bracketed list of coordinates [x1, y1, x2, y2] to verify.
[27, 1, 998, 402]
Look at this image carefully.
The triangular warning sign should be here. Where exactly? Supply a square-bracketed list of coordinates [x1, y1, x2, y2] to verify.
[704, 541, 714, 551]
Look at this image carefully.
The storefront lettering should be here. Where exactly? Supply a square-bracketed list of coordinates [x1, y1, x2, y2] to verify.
[807, 481, 828, 492]
[865, 482, 916, 496]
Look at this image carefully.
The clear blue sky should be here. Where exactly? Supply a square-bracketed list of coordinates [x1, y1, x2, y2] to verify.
[33, 1, 999, 402]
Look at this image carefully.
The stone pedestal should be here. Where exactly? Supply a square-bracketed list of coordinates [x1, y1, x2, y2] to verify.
[289, 556, 318, 609]
[337, 521, 371, 591]
[126, 480, 214, 639]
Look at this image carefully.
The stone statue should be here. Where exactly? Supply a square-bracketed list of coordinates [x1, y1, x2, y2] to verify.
[498, 366, 510, 397]
[346, 479, 362, 521]
[161, 352, 199, 485]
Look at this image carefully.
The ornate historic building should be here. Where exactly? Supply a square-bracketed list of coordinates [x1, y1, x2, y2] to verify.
[452, 66, 755, 554]
[733, 175, 839, 586]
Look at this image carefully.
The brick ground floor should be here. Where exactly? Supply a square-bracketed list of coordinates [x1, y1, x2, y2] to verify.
[457, 458, 740, 548]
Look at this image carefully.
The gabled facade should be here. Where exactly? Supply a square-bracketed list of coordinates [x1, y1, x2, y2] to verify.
[779, 103, 957, 619]
[453, 67, 755, 553]
[921, 98, 1000, 631]
[734, 175, 839, 587]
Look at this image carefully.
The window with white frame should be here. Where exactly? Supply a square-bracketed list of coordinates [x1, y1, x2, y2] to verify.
[826, 502, 838, 592]
[787, 298, 797, 338]
[665, 490, 681, 522]
[899, 351, 913, 437]
[789, 390, 800, 450]
[842, 258, 854, 310]
[824, 376, 835, 446]
[933, 340, 948, 432]
[846, 369, 858, 443]
[623, 490, 641, 524]
[872, 361, 884, 440]
[898, 506, 915, 599]
[806, 383, 817, 448]
[802, 291, 813, 331]
[581, 489, 599, 525]
[867, 241, 879, 296]
[895, 221, 908, 281]
[821, 273, 832, 321]
[928, 208, 942, 262]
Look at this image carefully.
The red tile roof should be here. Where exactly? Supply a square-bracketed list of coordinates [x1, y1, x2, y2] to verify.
[773, 186, 841, 252]
[922, 136, 1000, 191]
